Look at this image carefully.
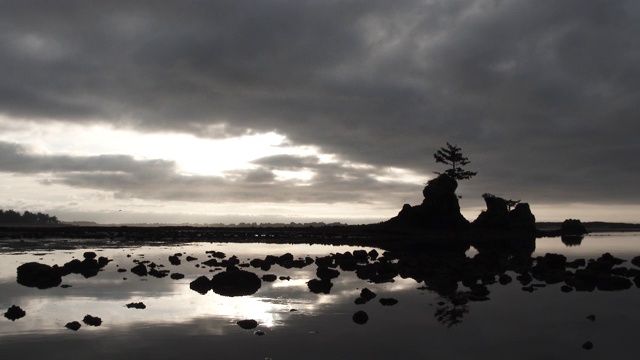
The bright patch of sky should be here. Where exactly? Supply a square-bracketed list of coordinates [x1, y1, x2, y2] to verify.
[0, 115, 318, 177]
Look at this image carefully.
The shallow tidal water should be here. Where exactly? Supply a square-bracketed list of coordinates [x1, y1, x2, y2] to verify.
[1, 233, 640, 359]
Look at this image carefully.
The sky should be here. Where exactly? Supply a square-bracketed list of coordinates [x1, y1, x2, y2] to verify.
[0, 0, 638, 224]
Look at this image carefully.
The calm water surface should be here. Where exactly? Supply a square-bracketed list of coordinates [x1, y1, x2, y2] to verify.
[1, 233, 639, 359]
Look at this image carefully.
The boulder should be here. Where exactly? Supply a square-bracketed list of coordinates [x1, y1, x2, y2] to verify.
[360, 288, 377, 301]
[126, 302, 146, 309]
[4, 305, 26, 321]
[261, 274, 277, 282]
[190, 276, 212, 295]
[16, 262, 62, 289]
[83, 314, 102, 326]
[352, 311, 369, 325]
[130, 263, 148, 277]
[236, 319, 258, 330]
[379, 298, 398, 306]
[65, 321, 81, 331]
[170, 273, 185, 280]
[596, 275, 632, 291]
[210, 270, 261, 297]
[316, 267, 340, 280]
[168, 255, 181, 265]
[307, 279, 333, 294]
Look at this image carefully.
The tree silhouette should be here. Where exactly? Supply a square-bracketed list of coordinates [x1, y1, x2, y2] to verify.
[433, 143, 477, 180]
[0, 209, 60, 224]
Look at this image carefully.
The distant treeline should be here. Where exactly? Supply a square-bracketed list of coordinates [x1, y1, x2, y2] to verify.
[0, 209, 60, 225]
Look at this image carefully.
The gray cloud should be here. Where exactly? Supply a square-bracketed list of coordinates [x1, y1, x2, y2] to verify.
[0, 0, 638, 207]
[0, 141, 418, 204]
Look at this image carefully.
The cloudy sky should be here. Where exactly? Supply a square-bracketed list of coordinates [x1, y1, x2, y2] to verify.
[0, 0, 638, 224]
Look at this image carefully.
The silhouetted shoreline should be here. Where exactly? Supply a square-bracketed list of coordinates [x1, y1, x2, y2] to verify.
[0, 222, 637, 253]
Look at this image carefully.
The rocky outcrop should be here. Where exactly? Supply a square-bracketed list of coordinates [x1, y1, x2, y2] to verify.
[472, 194, 536, 231]
[386, 174, 469, 230]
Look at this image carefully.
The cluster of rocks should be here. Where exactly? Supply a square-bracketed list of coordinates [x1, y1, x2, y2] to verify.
[16, 251, 112, 289]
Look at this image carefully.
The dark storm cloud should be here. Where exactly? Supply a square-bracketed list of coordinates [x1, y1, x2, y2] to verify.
[0, 0, 638, 205]
[0, 141, 417, 204]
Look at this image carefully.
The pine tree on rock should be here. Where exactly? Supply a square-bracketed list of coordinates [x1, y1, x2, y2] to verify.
[433, 143, 477, 181]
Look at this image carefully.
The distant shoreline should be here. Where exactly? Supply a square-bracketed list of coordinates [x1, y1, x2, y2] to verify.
[0, 222, 638, 254]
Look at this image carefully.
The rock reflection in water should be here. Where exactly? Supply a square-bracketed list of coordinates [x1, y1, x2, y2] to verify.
[9, 234, 640, 334]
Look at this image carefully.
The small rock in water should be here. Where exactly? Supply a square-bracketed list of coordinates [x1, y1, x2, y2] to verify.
[255, 330, 266, 336]
[360, 288, 377, 301]
[560, 285, 574, 293]
[61, 284, 72, 288]
[170, 273, 185, 280]
[379, 298, 398, 306]
[190, 275, 212, 295]
[83, 314, 102, 326]
[83, 252, 97, 260]
[582, 341, 593, 350]
[4, 305, 26, 321]
[261, 274, 277, 282]
[130, 263, 148, 277]
[586, 314, 596, 322]
[65, 321, 82, 331]
[126, 302, 146, 309]
[352, 310, 369, 325]
[236, 319, 258, 329]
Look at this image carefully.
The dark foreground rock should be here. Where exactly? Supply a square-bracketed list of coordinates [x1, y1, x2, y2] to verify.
[352, 311, 369, 325]
[83, 314, 102, 326]
[210, 270, 262, 297]
[236, 319, 258, 329]
[130, 263, 148, 277]
[190, 276, 212, 295]
[355, 288, 377, 304]
[65, 321, 82, 331]
[4, 305, 26, 321]
[126, 302, 146, 309]
[379, 298, 398, 306]
[261, 274, 277, 282]
[307, 279, 333, 294]
[170, 273, 185, 280]
[16, 262, 62, 289]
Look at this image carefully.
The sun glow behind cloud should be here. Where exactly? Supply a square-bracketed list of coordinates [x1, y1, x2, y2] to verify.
[0, 116, 322, 177]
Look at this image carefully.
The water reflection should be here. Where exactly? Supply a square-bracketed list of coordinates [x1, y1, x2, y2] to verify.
[2, 236, 640, 359]
[561, 235, 584, 247]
